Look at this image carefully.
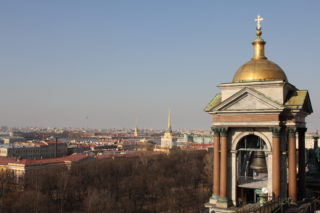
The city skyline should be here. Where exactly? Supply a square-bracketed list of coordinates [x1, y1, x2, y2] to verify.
[1, 1, 320, 130]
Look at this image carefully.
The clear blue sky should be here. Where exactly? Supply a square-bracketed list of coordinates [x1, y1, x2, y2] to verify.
[1, 0, 320, 130]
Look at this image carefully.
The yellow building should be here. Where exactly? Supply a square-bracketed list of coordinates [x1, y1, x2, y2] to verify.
[134, 127, 139, 137]
[0, 154, 88, 182]
[0, 140, 67, 159]
[154, 111, 177, 153]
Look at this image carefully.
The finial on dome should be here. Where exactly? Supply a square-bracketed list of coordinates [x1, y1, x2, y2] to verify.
[231, 15, 288, 83]
[254, 15, 264, 30]
[252, 15, 267, 60]
[254, 15, 263, 37]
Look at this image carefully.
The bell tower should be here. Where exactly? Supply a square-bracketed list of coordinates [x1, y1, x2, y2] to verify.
[205, 16, 313, 212]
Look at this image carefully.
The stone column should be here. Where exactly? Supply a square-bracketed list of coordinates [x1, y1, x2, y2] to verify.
[211, 127, 220, 200]
[288, 128, 297, 203]
[313, 133, 319, 150]
[298, 128, 307, 199]
[219, 128, 228, 204]
[271, 127, 281, 198]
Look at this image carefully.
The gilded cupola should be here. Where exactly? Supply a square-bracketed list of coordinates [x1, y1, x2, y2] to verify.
[232, 16, 288, 83]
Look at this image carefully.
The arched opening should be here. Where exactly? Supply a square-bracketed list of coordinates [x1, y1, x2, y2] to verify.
[236, 135, 269, 205]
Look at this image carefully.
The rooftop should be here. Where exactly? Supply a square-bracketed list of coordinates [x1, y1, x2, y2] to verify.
[0, 153, 88, 167]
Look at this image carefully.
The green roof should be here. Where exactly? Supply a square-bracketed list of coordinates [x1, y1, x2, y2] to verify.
[204, 90, 312, 114]
[204, 93, 221, 112]
[285, 90, 313, 113]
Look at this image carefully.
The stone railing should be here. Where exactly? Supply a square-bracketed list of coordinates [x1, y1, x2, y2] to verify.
[236, 198, 288, 213]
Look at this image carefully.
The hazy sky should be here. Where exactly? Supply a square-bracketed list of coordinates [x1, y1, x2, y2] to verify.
[1, 1, 320, 130]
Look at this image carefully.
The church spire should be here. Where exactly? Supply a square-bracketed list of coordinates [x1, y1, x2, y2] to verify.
[252, 15, 267, 60]
[167, 110, 172, 131]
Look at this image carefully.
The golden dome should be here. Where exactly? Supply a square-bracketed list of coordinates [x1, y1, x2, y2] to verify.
[232, 27, 288, 83]
[233, 59, 288, 83]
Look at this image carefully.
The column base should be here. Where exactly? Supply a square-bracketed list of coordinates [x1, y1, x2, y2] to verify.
[209, 194, 219, 204]
[216, 197, 232, 209]
[204, 202, 236, 213]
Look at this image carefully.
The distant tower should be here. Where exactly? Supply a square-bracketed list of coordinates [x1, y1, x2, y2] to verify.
[134, 127, 139, 137]
[160, 110, 177, 150]
[167, 110, 172, 132]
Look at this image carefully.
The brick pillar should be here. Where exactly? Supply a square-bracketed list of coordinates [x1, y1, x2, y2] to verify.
[271, 127, 281, 198]
[298, 128, 307, 199]
[212, 127, 220, 199]
[288, 128, 297, 202]
[219, 128, 228, 201]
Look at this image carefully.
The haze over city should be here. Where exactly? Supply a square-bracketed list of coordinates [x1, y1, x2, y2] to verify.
[1, 1, 319, 129]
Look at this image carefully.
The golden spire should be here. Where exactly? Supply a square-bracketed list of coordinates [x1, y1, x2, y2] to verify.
[134, 127, 138, 137]
[252, 15, 267, 60]
[167, 110, 172, 131]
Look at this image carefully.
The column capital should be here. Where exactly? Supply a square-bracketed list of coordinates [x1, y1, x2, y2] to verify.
[270, 127, 281, 137]
[288, 128, 296, 137]
[211, 127, 220, 136]
[219, 127, 228, 137]
[297, 128, 307, 133]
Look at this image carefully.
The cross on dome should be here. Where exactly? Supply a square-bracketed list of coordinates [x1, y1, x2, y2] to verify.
[254, 15, 264, 30]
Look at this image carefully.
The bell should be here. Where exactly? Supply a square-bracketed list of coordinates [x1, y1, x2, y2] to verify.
[249, 151, 267, 173]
